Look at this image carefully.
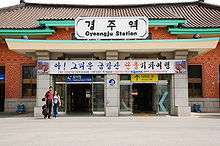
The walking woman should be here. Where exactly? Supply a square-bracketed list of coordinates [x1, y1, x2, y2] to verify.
[53, 91, 61, 119]
[44, 86, 54, 119]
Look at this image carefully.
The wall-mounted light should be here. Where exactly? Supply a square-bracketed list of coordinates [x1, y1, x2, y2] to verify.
[23, 35, 29, 39]
[193, 34, 201, 39]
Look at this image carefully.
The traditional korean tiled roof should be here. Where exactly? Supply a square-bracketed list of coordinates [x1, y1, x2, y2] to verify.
[0, 1, 219, 29]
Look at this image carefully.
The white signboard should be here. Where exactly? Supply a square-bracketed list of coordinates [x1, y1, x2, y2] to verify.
[38, 60, 187, 75]
[75, 17, 148, 39]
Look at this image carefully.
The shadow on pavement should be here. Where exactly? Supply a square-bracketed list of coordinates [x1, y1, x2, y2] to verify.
[192, 112, 220, 119]
[197, 115, 220, 119]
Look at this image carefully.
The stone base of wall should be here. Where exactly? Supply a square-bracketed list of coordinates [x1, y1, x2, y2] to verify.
[4, 98, 36, 113]
[105, 107, 119, 117]
[34, 106, 44, 117]
[189, 98, 220, 112]
[174, 106, 191, 116]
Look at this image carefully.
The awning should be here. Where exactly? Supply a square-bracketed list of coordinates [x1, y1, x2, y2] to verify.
[5, 38, 219, 54]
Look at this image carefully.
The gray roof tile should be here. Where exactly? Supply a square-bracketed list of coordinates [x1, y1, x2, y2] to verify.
[0, 1, 219, 29]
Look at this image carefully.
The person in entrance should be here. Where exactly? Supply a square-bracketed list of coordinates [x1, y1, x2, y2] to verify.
[44, 86, 54, 119]
[53, 91, 61, 119]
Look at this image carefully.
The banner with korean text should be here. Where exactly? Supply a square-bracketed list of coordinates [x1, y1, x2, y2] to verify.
[37, 60, 186, 75]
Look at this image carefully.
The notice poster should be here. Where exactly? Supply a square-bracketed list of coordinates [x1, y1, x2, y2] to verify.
[37, 61, 49, 75]
[175, 61, 187, 74]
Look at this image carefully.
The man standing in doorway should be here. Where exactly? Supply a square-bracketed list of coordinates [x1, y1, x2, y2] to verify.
[45, 86, 53, 119]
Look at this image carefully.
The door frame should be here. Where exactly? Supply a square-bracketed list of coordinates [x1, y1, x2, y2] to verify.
[119, 81, 133, 115]
[120, 80, 158, 115]
[132, 83, 156, 113]
[67, 83, 92, 113]
[55, 81, 105, 115]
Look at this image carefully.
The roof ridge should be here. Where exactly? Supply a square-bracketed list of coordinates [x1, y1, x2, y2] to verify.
[197, 1, 220, 10]
[1, 0, 218, 10]
[0, 0, 219, 29]
[24, 1, 199, 8]
[0, 3, 25, 13]
[0, 0, 219, 10]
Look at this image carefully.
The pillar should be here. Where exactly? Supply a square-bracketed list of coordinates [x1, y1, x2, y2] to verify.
[4, 63, 22, 112]
[105, 51, 120, 116]
[171, 50, 191, 116]
[34, 51, 52, 117]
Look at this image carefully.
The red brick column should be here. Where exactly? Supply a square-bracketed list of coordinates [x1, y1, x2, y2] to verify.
[47, 28, 74, 40]
[150, 27, 177, 40]
[203, 62, 219, 98]
[5, 63, 22, 98]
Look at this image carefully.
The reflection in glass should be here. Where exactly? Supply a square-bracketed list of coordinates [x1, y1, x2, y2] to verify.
[92, 84, 104, 111]
[55, 84, 66, 112]
[120, 85, 132, 112]
[155, 84, 170, 113]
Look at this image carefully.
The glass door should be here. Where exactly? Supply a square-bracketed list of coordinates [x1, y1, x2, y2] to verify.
[92, 83, 104, 113]
[154, 80, 170, 114]
[120, 85, 132, 112]
[55, 84, 67, 112]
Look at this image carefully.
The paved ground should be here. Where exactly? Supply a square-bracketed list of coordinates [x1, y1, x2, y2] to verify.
[0, 113, 220, 146]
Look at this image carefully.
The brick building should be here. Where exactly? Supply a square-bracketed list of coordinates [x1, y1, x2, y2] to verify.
[0, 0, 219, 116]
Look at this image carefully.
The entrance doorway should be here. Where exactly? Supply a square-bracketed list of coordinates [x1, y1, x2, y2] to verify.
[132, 83, 154, 113]
[0, 67, 5, 112]
[67, 84, 92, 113]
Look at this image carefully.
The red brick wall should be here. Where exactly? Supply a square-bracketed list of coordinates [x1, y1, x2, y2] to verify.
[47, 28, 74, 40]
[189, 42, 220, 98]
[47, 27, 176, 40]
[0, 42, 35, 99]
[150, 27, 177, 40]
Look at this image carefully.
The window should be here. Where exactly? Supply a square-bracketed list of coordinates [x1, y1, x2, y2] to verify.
[0, 66, 5, 112]
[188, 65, 202, 98]
[22, 66, 37, 98]
[92, 75, 104, 82]
[188, 65, 202, 78]
[120, 75, 130, 80]
[0, 66, 5, 82]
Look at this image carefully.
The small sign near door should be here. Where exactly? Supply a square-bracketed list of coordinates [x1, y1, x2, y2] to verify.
[131, 74, 158, 82]
[86, 90, 91, 98]
[65, 75, 92, 82]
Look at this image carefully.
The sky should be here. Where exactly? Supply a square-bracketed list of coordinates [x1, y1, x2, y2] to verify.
[0, 0, 219, 8]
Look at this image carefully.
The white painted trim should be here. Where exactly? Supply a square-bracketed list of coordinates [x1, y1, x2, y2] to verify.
[6, 38, 219, 54]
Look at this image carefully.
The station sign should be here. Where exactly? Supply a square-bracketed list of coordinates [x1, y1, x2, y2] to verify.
[75, 17, 148, 39]
[37, 60, 186, 75]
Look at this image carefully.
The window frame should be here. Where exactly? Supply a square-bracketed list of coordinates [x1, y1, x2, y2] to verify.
[22, 65, 37, 98]
[188, 65, 203, 98]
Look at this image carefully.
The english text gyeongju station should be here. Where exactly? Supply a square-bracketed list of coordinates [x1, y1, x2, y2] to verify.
[0, 0, 219, 117]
